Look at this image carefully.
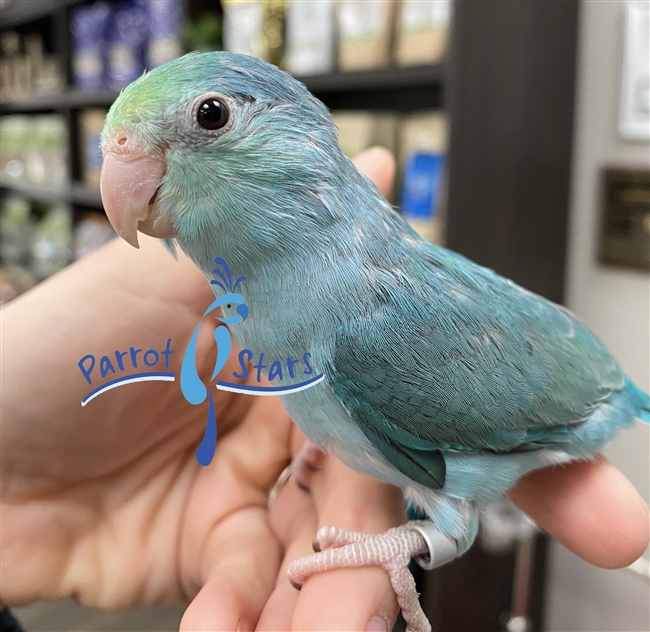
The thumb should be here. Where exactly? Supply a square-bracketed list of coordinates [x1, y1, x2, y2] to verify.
[353, 147, 396, 198]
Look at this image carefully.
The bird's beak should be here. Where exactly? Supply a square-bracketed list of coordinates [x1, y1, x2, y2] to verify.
[100, 130, 175, 248]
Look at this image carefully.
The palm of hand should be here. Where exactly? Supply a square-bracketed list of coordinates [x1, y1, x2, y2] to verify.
[2, 255, 305, 615]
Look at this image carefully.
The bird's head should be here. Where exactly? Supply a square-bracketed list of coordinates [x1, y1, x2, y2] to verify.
[100, 52, 344, 257]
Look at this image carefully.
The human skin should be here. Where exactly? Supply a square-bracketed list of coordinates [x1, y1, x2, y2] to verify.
[1, 148, 648, 632]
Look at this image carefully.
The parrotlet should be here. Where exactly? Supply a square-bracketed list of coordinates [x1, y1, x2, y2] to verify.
[100, 52, 650, 632]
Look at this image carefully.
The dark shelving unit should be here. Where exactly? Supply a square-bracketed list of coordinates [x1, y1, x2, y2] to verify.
[0, 88, 119, 113]
[0, 178, 103, 207]
[301, 64, 445, 92]
[0, 0, 80, 29]
[298, 64, 445, 111]
[1, 1, 581, 631]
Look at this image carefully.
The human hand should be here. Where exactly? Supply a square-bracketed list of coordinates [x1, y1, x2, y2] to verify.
[0, 148, 405, 632]
[1, 146, 647, 632]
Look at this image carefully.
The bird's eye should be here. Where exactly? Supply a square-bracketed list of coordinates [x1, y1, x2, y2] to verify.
[226, 304, 232, 309]
[197, 99, 229, 130]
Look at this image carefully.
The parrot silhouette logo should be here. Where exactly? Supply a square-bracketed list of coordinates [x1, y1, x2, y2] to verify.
[180, 258, 247, 466]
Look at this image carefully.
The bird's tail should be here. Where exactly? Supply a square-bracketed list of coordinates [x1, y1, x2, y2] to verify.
[626, 376, 650, 424]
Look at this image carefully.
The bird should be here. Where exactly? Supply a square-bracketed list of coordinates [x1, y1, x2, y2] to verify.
[99, 51, 650, 632]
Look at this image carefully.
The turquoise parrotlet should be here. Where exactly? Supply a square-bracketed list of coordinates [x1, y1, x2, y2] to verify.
[99, 52, 650, 632]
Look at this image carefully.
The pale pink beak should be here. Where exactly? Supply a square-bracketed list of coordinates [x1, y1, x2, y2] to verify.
[100, 131, 175, 248]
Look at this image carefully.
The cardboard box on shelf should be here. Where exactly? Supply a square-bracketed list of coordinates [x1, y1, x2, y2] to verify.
[332, 110, 399, 201]
[395, 0, 452, 66]
[400, 111, 447, 156]
[337, 0, 396, 71]
[223, 0, 286, 67]
[286, 0, 336, 76]
[398, 111, 448, 244]
[263, 0, 287, 67]
[223, 0, 266, 59]
[332, 110, 398, 158]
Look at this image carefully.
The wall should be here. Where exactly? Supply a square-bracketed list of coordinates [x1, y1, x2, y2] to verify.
[547, 2, 650, 630]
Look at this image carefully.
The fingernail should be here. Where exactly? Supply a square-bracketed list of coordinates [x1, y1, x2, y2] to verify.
[364, 615, 388, 632]
[236, 618, 252, 632]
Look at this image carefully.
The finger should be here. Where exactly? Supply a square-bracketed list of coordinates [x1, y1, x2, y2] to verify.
[509, 456, 649, 568]
[353, 146, 396, 198]
[291, 458, 407, 632]
[180, 508, 280, 632]
[257, 477, 317, 630]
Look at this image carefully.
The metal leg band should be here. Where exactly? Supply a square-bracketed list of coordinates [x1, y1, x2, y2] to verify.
[409, 520, 458, 570]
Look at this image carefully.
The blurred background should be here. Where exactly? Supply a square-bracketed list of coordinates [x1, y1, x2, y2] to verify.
[1, 1, 648, 631]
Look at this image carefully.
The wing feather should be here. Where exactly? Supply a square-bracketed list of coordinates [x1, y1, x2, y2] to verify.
[327, 247, 623, 488]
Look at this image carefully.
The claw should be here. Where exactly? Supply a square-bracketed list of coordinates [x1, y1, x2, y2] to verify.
[289, 576, 303, 590]
[287, 521, 458, 632]
[313, 525, 343, 551]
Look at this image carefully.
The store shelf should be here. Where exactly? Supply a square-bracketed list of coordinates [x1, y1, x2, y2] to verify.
[69, 181, 103, 207]
[0, 0, 81, 29]
[297, 64, 445, 93]
[0, 65, 444, 114]
[0, 89, 119, 114]
[0, 179, 102, 208]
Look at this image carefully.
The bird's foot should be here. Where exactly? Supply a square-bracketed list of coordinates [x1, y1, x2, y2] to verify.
[287, 521, 458, 632]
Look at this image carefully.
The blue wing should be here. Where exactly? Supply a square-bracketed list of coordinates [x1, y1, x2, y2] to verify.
[327, 244, 629, 489]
